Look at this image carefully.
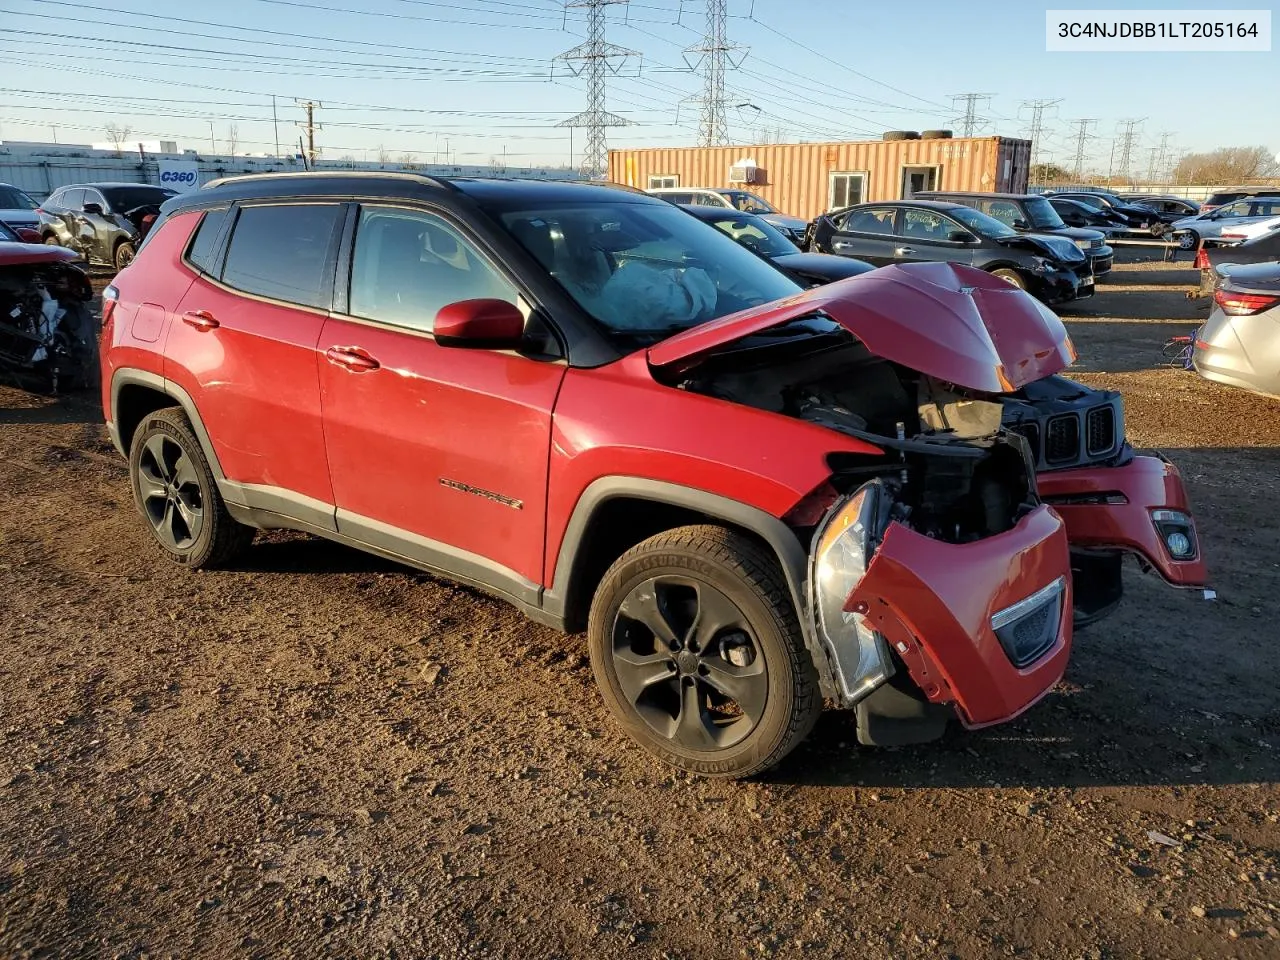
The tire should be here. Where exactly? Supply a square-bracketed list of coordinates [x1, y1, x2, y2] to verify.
[1178, 229, 1198, 250]
[882, 130, 919, 141]
[921, 129, 954, 139]
[128, 407, 253, 569]
[587, 525, 821, 779]
[114, 240, 136, 271]
[990, 267, 1027, 290]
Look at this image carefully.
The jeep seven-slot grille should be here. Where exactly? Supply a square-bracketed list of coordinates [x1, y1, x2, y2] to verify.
[1086, 406, 1115, 455]
[1045, 415, 1080, 464]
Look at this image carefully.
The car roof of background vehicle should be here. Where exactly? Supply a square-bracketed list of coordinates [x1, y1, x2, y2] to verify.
[914, 191, 1040, 201]
[0, 242, 82, 267]
[649, 261, 1073, 393]
[169, 171, 663, 214]
[836, 199, 970, 213]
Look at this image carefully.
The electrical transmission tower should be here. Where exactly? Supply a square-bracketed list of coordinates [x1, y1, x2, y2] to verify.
[1021, 98, 1061, 185]
[1114, 118, 1145, 184]
[295, 99, 321, 168]
[682, 0, 748, 146]
[950, 93, 993, 136]
[1068, 118, 1097, 181]
[554, 0, 637, 180]
[1156, 131, 1175, 181]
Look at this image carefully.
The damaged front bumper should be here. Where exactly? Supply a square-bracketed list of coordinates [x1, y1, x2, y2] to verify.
[1038, 453, 1208, 588]
[807, 482, 1073, 743]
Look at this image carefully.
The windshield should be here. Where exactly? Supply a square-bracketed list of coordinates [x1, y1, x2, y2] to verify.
[706, 214, 797, 257]
[1024, 196, 1067, 229]
[948, 206, 1017, 239]
[102, 186, 176, 211]
[0, 186, 38, 210]
[722, 191, 776, 214]
[497, 200, 801, 341]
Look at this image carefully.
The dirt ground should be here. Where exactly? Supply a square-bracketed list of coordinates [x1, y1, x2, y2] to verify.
[1, 252, 1278, 959]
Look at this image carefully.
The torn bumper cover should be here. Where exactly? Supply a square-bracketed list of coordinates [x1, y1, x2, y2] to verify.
[809, 484, 1072, 730]
[1038, 453, 1207, 587]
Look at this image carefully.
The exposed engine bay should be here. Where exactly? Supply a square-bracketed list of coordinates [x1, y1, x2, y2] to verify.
[669, 320, 1041, 544]
[0, 261, 96, 392]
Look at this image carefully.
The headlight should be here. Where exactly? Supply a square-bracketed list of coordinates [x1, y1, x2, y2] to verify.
[811, 480, 894, 703]
[1074, 238, 1091, 250]
[1151, 508, 1198, 560]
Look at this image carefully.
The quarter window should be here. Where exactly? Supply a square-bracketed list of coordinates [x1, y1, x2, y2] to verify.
[186, 207, 229, 274]
[349, 207, 517, 334]
[221, 204, 343, 309]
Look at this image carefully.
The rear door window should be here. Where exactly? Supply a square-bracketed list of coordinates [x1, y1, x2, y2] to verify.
[221, 203, 343, 309]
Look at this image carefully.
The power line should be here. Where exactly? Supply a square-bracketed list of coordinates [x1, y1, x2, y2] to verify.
[682, 0, 746, 146]
[950, 93, 993, 137]
[1068, 118, 1097, 180]
[554, 0, 637, 179]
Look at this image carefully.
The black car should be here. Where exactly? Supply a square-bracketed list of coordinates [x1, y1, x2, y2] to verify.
[1049, 197, 1126, 233]
[1127, 196, 1201, 219]
[1047, 191, 1165, 233]
[1201, 186, 1280, 213]
[914, 191, 1113, 277]
[37, 182, 176, 270]
[678, 204, 874, 286]
[810, 200, 1095, 303]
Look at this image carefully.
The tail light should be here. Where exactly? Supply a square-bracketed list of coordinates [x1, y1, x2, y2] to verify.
[1193, 247, 1210, 270]
[1213, 288, 1280, 316]
[102, 283, 119, 328]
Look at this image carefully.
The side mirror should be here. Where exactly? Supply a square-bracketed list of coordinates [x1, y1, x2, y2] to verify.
[434, 298, 525, 348]
[82, 202, 104, 215]
[948, 230, 977, 243]
[1011, 218, 1029, 230]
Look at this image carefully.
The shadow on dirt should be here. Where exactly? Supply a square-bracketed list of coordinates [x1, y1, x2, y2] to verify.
[0, 390, 101, 426]
[229, 533, 408, 577]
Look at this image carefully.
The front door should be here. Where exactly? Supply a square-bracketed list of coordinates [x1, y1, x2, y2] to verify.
[894, 208, 976, 267]
[901, 166, 939, 199]
[318, 204, 564, 593]
[826, 206, 901, 266]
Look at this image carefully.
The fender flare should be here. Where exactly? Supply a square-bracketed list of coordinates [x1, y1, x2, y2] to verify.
[542, 476, 836, 696]
[108, 368, 226, 481]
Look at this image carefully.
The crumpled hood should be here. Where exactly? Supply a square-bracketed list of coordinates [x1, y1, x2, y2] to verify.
[648, 261, 1075, 393]
[1002, 232, 1087, 263]
[760, 213, 809, 233]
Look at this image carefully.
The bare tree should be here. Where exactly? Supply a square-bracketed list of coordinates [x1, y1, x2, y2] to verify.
[398, 152, 418, 170]
[1173, 146, 1280, 184]
[104, 122, 133, 154]
[226, 123, 240, 156]
[376, 143, 391, 164]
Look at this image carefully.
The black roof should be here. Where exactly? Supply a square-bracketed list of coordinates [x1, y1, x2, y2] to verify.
[839, 199, 969, 213]
[164, 172, 659, 215]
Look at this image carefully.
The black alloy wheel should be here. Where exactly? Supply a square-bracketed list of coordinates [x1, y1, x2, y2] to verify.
[136, 432, 205, 551]
[611, 575, 768, 751]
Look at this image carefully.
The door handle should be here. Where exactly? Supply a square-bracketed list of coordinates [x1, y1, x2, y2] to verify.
[894, 246, 915, 255]
[325, 345, 380, 372]
[181, 310, 220, 331]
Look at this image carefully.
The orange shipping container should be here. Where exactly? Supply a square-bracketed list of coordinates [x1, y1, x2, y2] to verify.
[609, 136, 1033, 221]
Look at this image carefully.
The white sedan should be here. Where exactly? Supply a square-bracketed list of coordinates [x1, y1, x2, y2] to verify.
[1219, 214, 1280, 242]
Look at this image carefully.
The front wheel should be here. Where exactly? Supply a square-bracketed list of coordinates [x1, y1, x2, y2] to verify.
[990, 267, 1027, 290]
[114, 240, 136, 271]
[587, 525, 821, 778]
[1178, 230, 1198, 250]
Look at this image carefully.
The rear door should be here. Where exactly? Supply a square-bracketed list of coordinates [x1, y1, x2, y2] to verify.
[825, 205, 901, 265]
[165, 201, 344, 520]
[317, 203, 564, 590]
[894, 208, 976, 267]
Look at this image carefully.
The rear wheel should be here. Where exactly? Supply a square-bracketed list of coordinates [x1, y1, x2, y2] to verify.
[587, 525, 821, 778]
[990, 267, 1027, 290]
[128, 408, 253, 569]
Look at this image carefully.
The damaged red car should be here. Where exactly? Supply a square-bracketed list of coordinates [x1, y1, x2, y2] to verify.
[101, 177, 1207, 777]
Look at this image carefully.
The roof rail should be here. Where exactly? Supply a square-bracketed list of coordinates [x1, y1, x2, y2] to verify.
[203, 170, 451, 191]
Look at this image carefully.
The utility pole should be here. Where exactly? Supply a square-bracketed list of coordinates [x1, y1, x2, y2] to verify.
[1021, 98, 1061, 185]
[272, 95, 280, 159]
[1068, 118, 1096, 181]
[295, 100, 321, 168]
[950, 93, 994, 137]
[209, 121, 215, 153]
[553, 0, 636, 180]
[683, 0, 748, 146]
[1114, 117, 1145, 185]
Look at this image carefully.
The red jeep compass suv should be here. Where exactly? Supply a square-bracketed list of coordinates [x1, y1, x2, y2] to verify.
[101, 174, 1208, 777]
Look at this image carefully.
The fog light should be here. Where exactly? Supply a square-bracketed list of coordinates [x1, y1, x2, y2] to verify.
[1151, 508, 1197, 560]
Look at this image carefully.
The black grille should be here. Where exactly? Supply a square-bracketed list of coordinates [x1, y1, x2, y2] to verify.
[1044, 415, 1080, 464]
[1086, 406, 1115, 455]
[1092, 254, 1113, 275]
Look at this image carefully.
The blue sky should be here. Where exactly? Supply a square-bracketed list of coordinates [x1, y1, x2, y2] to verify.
[0, 0, 1274, 170]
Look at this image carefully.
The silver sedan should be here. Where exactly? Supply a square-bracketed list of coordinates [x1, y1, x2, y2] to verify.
[1193, 261, 1280, 398]
[1172, 197, 1280, 249]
